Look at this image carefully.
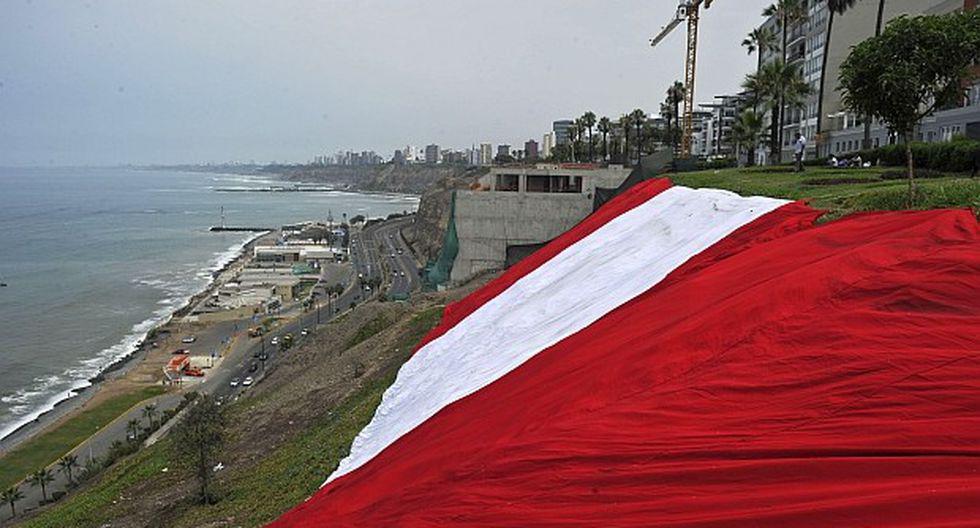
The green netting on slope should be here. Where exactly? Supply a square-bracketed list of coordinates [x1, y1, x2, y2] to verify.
[423, 191, 459, 290]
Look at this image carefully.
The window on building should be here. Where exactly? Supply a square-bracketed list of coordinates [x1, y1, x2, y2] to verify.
[525, 175, 583, 194]
[495, 174, 519, 192]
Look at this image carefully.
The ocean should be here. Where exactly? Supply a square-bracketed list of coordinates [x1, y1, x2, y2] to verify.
[0, 167, 418, 440]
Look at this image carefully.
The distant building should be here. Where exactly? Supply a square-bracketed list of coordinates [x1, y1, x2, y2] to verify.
[442, 150, 468, 164]
[541, 133, 555, 159]
[403, 145, 418, 162]
[524, 139, 539, 160]
[392, 149, 406, 164]
[697, 94, 745, 160]
[424, 144, 440, 164]
[479, 143, 493, 165]
[553, 120, 574, 145]
[496, 144, 511, 158]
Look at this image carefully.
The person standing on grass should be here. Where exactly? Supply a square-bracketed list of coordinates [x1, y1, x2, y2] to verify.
[793, 132, 807, 173]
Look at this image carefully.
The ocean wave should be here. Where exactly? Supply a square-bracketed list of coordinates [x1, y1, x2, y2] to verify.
[0, 231, 267, 441]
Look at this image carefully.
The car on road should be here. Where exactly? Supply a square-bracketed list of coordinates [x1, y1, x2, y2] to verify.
[399, 270, 406, 277]
[301, 328, 309, 336]
[171, 348, 190, 355]
[249, 362, 258, 373]
[270, 336, 279, 345]
[258, 352, 268, 361]
[242, 376, 254, 387]
[390, 253, 395, 258]
[181, 336, 196, 344]
[230, 377, 240, 387]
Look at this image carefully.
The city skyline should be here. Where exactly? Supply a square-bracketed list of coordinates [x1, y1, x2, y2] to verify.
[1, 0, 772, 166]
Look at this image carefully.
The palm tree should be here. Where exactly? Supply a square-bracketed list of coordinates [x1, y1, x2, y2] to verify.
[1, 486, 24, 518]
[667, 82, 686, 154]
[618, 114, 633, 164]
[732, 110, 766, 166]
[567, 120, 579, 162]
[126, 418, 142, 443]
[58, 454, 79, 486]
[28, 468, 55, 502]
[742, 27, 778, 74]
[660, 102, 673, 152]
[630, 109, 647, 163]
[142, 404, 158, 430]
[597, 117, 612, 161]
[764, 0, 807, 63]
[746, 60, 811, 163]
[581, 111, 596, 161]
[763, 0, 807, 161]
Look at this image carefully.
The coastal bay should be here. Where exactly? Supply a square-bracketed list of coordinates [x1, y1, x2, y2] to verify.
[0, 167, 418, 446]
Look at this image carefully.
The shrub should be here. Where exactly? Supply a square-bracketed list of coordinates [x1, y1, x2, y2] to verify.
[856, 139, 979, 172]
[696, 158, 736, 171]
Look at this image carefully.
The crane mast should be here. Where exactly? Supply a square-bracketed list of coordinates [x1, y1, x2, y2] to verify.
[650, 0, 713, 159]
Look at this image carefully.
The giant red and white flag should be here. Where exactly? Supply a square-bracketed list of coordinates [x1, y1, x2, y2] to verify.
[272, 179, 980, 527]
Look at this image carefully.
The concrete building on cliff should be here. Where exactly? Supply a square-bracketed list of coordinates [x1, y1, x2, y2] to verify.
[447, 164, 631, 283]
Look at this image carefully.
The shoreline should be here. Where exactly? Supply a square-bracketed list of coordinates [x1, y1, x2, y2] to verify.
[0, 230, 271, 453]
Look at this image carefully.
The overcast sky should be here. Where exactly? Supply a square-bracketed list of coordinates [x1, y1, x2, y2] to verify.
[1, 0, 773, 166]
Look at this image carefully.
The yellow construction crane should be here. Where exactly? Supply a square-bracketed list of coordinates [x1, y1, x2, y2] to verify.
[650, 0, 714, 159]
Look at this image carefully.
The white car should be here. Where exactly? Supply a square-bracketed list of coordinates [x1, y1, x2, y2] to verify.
[242, 376, 254, 387]
[301, 328, 309, 336]
[270, 336, 279, 345]
[181, 336, 196, 344]
[399, 270, 406, 277]
[230, 377, 240, 387]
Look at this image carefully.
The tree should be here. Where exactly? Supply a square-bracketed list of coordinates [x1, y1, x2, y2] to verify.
[660, 102, 673, 152]
[126, 418, 142, 443]
[142, 403, 158, 430]
[58, 454, 79, 486]
[28, 468, 55, 502]
[568, 120, 580, 162]
[581, 111, 596, 161]
[618, 114, 633, 164]
[597, 117, 612, 161]
[732, 110, 766, 166]
[1, 486, 24, 518]
[762, 0, 807, 161]
[667, 82, 686, 154]
[742, 27, 778, 74]
[630, 109, 647, 163]
[744, 60, 810, 164]
[839, 10, 980, 205]
[172, 393, 227, 504]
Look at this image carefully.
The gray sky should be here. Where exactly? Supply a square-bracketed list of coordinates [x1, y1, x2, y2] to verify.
[1, 0, 772, 166]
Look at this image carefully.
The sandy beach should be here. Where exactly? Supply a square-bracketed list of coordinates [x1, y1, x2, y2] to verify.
[0, 230, 275, 455]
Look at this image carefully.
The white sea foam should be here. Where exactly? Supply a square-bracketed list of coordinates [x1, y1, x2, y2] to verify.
[0, 231, 267, 441]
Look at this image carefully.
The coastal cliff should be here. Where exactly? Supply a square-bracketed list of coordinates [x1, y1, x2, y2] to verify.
[274, 163, 484, 196]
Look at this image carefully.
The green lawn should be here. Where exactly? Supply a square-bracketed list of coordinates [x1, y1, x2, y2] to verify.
[0, 385, 165, 491]
[671, 166, 979, 221]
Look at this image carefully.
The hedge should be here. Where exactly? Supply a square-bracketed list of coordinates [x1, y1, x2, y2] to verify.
[856, 138, 980, 173]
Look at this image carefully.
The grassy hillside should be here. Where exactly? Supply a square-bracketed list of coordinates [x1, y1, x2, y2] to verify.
[672, 166, 979, 221]
[16, 299, 450, 528]
[0, 386, 165, 491]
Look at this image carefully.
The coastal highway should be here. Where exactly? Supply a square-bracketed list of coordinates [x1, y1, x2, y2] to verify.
[375, 218, 421, 297]
[3, 216, 419, 521]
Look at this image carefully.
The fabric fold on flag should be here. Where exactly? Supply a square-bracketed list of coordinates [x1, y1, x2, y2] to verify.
[271, 179, 979, 528]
